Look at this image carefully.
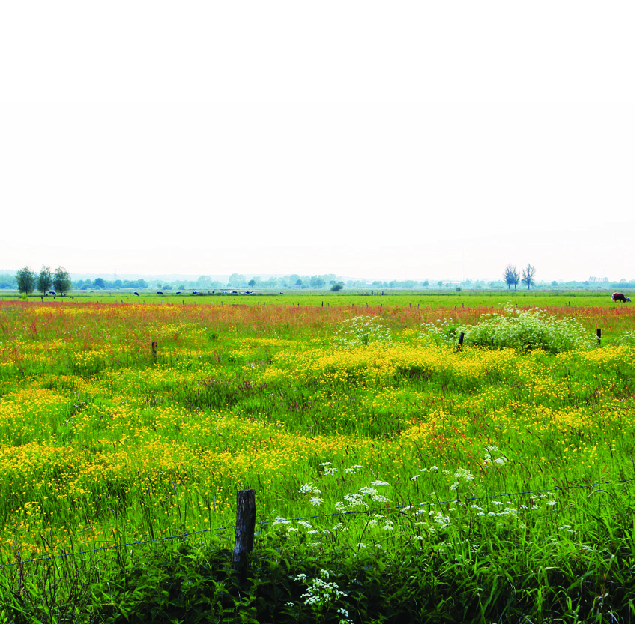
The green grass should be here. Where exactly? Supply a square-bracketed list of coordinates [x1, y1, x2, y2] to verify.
[1, 288, 631, 309]
[1, 296, 635, 622]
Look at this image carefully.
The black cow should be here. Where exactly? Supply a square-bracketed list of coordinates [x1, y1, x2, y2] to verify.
[157, 291, 163, 295]
[133, 292, 139, 296]
[612, 293, 631, 303]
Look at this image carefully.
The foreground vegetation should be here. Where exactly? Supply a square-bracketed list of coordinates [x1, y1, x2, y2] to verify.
[1, 296, 635, 622]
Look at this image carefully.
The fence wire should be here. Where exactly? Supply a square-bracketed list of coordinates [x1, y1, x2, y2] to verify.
[1, 476, 634, 569]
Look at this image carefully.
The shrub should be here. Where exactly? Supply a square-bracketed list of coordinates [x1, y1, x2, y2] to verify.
[421, 305, 595, 354]
[617, 330, 635, 347]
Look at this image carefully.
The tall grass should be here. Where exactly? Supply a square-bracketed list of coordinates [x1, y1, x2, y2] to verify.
[1, 297, 635, 621]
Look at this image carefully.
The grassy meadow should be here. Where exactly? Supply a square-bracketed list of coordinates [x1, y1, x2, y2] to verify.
[1, 293, 635, 622]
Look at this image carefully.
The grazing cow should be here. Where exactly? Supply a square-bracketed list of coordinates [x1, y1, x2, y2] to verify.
[133, 292, 139, 296]
[176, 291, 181, 295]
[612, 293, 631, 303]
[157, 291, 163, 295]
[49, 291, 56, 295]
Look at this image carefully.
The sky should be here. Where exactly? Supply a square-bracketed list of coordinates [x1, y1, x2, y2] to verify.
[1, 1, 634, 282]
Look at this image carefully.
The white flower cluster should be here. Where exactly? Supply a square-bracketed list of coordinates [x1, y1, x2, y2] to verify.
[273, 517, 292, 526]
[335, 494, 368, 511]
[335, 483, 391, 511]
[298, 568, 348, 609]
[454, 467, 475, 482]
[617, 329, 635, 347]
[344, 465, 364, 474]
[412, 466, 438, 481]
[300, 483, 324, 506]
[333, 315, 393, 350]
[429, 510, 451, 528]
[418, 317, 461, 346]
[483, 446, 508, 467]
[450, 467, 475, 489]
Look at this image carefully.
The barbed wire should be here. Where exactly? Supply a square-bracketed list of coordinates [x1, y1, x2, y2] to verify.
[1, 476, 633, 569]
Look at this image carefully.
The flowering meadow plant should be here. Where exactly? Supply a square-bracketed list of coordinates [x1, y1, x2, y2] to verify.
[420, 304, 597, 353]
[0, 295, 634, 621]
[333, 315, 393, 349]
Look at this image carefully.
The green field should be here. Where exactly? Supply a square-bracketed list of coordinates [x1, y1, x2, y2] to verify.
[1, 294, 635, 622]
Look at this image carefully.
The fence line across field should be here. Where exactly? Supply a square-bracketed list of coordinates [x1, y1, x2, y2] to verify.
[2, 476, 634, 570]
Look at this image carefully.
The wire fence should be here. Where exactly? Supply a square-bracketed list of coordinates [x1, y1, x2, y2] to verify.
[2, 475, 634, 569]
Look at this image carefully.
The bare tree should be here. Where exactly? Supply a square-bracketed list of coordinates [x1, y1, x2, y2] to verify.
[504, 265, 519, 290]
[521, 264, 536, 290]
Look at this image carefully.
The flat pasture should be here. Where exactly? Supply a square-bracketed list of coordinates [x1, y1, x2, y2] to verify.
[1, 295, 635, 621]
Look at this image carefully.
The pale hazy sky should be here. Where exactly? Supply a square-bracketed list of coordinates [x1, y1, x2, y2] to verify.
[1, 1, 634, 282]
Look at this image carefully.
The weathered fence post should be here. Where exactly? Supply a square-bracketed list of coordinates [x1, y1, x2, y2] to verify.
[151, 341, 158, 364]
[233, 489, 256, 571]
[596, 328, 602, 344]
[457, 332, 465, 351]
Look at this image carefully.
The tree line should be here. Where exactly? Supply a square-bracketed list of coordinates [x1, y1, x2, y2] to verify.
[16, 266, 71, 296]
[504, 264, 536, 290]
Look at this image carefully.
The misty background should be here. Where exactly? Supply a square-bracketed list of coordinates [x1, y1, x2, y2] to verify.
[1, 2, 634, 281]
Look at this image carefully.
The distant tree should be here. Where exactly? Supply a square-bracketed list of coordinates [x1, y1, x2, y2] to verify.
[16, 267, 36, 295]
[331, 283, 344, 292]
[53, 267, 72, 295]
[0, 274, 17, 289]
[521, 264, 536, 290]
[248, 279, 257, 287]
[37, 266, 53, 295]
[93, 278, 106, 289]
[504, 265, 519, 290]
[228, 273, 247, 288]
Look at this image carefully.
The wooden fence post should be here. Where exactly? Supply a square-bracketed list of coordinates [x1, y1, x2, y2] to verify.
[596, 328, 602, 344]
[233, 489, 256, 570]
[457, 332, 465, 351]
[151, 341, 158, 364]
